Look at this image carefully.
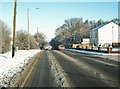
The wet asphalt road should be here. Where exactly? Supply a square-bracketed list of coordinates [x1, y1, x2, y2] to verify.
[61, 51, 119, 81]
[27, 50, 119, 87]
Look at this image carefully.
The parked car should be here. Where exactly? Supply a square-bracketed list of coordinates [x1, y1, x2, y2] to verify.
[102, 43, 111, 48]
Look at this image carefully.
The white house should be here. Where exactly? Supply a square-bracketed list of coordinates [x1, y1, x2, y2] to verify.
[90, 22, 120, 47]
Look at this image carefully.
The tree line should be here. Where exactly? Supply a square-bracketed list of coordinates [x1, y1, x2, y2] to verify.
[0, 20, 47, 53]
[49, 18, 120, 49]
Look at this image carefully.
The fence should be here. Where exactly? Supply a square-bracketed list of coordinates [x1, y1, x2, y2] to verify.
[74, 46, 120, 53]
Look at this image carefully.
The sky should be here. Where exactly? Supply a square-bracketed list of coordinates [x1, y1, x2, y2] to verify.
[0, 1, 119, 42]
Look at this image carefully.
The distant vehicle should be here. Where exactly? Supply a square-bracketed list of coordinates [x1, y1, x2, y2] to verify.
[44, 44, 52, 50]
[58, 44, 65, 50]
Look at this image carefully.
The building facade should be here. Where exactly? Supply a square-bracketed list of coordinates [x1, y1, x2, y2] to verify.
[90, 22, 120, 47]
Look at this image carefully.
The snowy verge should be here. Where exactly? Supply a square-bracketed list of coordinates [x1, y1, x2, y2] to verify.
[0, 49, 41, 87]
[66, 49, 119, 62]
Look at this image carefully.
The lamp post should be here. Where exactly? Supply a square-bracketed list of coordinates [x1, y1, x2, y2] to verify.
[12, 0, 17, 58]
[27, 8, 39, 50]
[27, 9, 30, 50]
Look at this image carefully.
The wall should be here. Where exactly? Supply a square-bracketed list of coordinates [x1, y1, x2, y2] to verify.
[98, 22, 119, 46]
[90, 29, 98, 46]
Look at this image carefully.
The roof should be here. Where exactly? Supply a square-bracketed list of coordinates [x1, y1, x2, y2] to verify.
[93, 21, 118, 30]
[94, 22, 110, 30]
[90, 22, 119, 32]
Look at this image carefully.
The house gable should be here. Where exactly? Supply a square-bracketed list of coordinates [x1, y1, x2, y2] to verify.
[92, 22, 118, 31]
[90, 22, 119, 46]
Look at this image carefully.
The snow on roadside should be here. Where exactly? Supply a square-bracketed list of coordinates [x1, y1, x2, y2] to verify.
[66, 49, 107, 55]
[66, 49, 119, 62]
[0, 49, 41, 87]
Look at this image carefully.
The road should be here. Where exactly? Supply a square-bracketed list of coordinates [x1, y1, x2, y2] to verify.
[26, 50, 119, 87]
[27, 51, 56, 87]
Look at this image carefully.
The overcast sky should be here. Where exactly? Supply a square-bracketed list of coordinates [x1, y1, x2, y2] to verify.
[0, 1, 118, 42]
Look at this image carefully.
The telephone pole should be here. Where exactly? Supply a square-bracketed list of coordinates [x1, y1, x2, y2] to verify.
[12, 0, 17, 58]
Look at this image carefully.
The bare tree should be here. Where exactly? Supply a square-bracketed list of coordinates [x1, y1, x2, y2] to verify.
[0, 20, 11, 53]
[34, 32, 46, 49]
[16, 30, 39, 50]
[29, 35, 39, 49]
[51, 18, 107, 48]
[0, 20, 2, 53]
[16, 30, 28, 50]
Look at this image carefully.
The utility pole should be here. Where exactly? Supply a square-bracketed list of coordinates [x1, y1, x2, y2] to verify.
[27, 8, 39, 50]
[12, 0, 17, 58]
[27, 9, 30, 50]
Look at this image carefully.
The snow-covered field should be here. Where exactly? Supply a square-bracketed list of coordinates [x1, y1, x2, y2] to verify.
[66, 49, 119, 62]
[0, 49, 41, 87]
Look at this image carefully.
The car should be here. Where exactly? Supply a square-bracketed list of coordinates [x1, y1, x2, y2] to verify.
[102, 43, 111, 48]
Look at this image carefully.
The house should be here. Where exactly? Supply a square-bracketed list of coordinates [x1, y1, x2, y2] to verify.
[90, 22, 120, 47]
